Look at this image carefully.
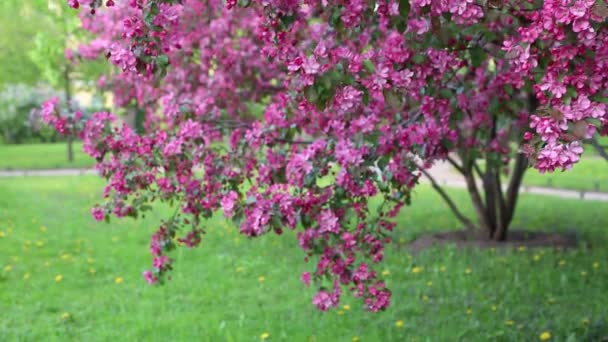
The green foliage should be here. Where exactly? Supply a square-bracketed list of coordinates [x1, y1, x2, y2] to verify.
[0, 85, 65, 144]
[0, 178, 607, 340]
[0, 3, 49, 87]
[0, 0, 109, 90]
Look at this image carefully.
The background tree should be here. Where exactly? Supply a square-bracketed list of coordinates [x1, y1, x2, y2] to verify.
[0, 3, 46, 88]
[11, 0, 109, 160]
[0, 84, 66, 144]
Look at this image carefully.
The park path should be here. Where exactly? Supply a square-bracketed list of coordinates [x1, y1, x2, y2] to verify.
[424, 160, 608, 202]
[2, 163, 608, 202]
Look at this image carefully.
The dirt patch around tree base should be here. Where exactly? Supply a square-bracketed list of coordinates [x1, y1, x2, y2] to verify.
[407, 230, 580, 254]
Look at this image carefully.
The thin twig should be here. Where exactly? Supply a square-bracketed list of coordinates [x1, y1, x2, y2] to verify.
[419, 166, 476, 231]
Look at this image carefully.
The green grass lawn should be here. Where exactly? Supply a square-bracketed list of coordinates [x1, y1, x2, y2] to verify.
[0, 142, 94, 170]
[522, 156, 607, 192]
[1, 177, 607, 341]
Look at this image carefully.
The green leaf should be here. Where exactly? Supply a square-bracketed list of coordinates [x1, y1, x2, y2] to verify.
[156, 54, 170, 67]
[304, 86, 319, 104]
[279, 14, 297, 28]
[329, 7, 342, 27]
[411, 55, 425, 64]
[383, 89, 402, 110]
[399, 0, 411, 18]
[362, 89, 370, 105]
[470, 46, 486, 68]
[362, 59, 375, 73]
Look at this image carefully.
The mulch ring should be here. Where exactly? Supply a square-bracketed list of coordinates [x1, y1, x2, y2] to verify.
[406, 230, 580, 254]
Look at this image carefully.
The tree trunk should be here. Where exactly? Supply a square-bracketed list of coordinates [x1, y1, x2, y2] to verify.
[424, 92, 538, 241]
[465, 155, 527, 241]
[67, 136, 74, 163]
[64, 66, 74, 162]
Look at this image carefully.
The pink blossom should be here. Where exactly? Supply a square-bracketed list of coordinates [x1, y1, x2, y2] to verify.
[143, 270, 158, 285]
[153, 256, 170, 269]
[301, 272, 311, 287]
[318, 210, 340, 234]
[91, 207, 105, 221]
[221, 191, 239, 218]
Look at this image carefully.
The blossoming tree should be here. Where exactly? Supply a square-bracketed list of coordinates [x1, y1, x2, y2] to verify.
[43, 0, 608, 311]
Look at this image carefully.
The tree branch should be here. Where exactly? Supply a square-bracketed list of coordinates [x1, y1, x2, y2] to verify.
[504, 153, 527, 227]
[461, 152, 492, 234]
[446, 155, 464, 174]
[419, 167, 476, 231]
[590, 137, 608, 161]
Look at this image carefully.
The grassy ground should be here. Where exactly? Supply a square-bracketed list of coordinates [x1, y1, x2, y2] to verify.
[0, 177, 607, 341]
[522, 156, 607, 192]
[0, 142, 94, 170]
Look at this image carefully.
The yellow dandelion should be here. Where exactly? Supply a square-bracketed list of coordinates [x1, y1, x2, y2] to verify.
[581, 318, 590, 325]
[505, 320, 514, 326]
[352, 337, 360, 342]
[465, 268, 472, 275]
[395, 320, 405, 328]
[491, 305, 497, 311]
[581, 271, 588, 277]
[61, 312, 71, 320]
[114, 276, 124, 284]
[343, 305, 351, 311]
[422, 295, 429, 302]
[517, 246, 527, 252]
[382, 269, 390, 276]
[539, 331, 551, 341]
[40, 226, 47, 232]
[559, 260, 566, 266]
[426, 281, 433, 287]
[260, 332, 270, 340]
[0, 231, 5, 238]
[466, 309, 472, 315]
[337, 310, 345, 315]
[89, 268, 96, 275]
[411, 266, 423, 274]
[3, 265, 12, 272]
[533, 254, 540, 261]
[61, 254, 71, 260]
[36, 241, 44, 247]
[258, 276, 266, 282]
[593, 262, 600, 269]
[23, 272, 31, 280]
[55, 275, 63, 282]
